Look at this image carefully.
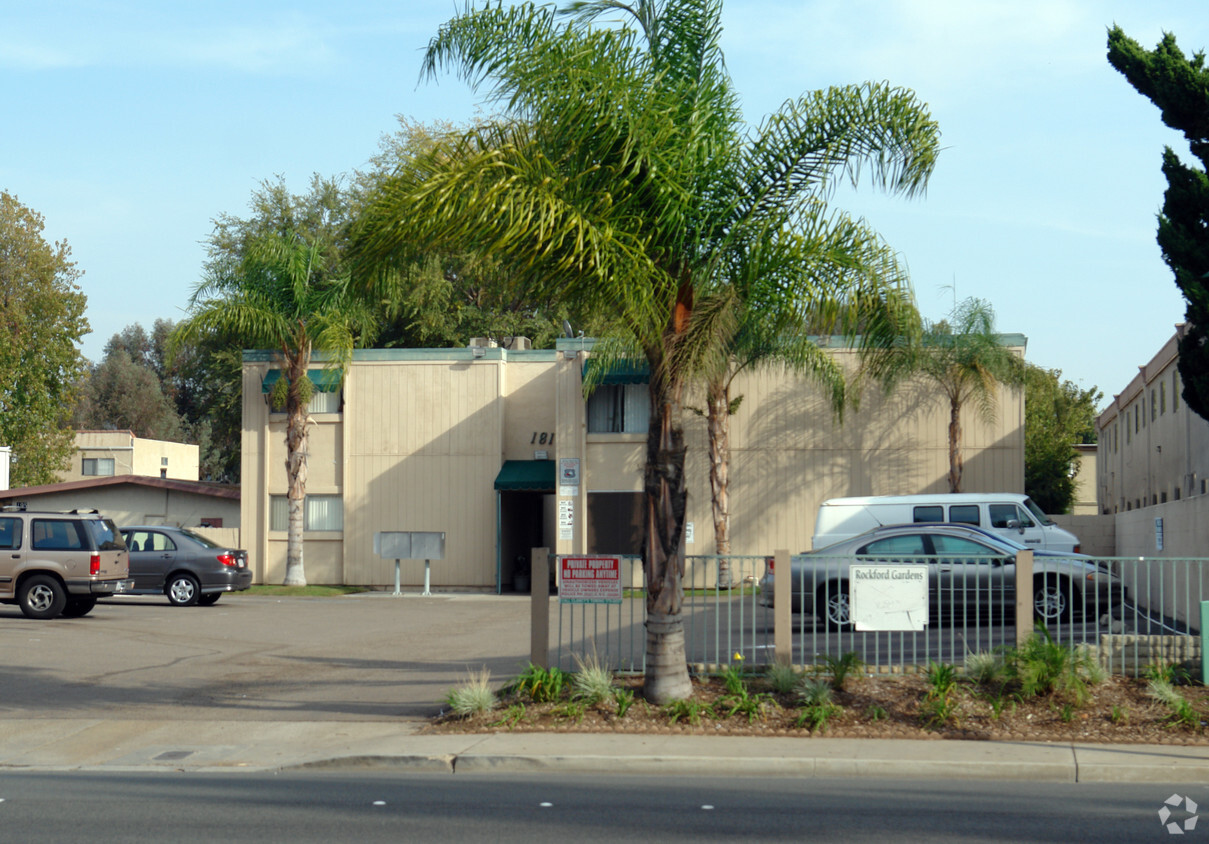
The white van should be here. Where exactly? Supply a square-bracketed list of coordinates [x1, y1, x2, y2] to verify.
[812, 493, 1080, 553]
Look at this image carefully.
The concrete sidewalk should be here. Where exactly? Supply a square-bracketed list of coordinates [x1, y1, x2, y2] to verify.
[0, 718, 1206, 783]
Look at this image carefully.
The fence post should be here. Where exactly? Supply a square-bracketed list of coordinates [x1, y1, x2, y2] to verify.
[1202, 601, 1209, 687]
[774, 549, 791, 666]
[530, 547, 550, 668]
[1015, 550, 1034, 648]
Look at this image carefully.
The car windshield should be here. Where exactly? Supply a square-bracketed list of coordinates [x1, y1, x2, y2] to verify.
[1022, 497, 1055, 526]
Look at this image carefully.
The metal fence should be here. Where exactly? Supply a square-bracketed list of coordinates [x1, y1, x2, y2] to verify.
[550, 554, 770, 673]
[545, 552, 1208, 678]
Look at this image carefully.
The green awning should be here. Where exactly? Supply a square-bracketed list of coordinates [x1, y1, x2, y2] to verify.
[582, 358, 650, 385]
[494, 460, 556, 492]
[261, 369, 343, 393]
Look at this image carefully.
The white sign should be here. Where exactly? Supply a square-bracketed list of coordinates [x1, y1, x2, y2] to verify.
[558, 499, 574, 541]
[685, 521, 694, 544]
[850, 565, 928, 632]
[560, 556, 622, 603]
[559, 458, 580, 485]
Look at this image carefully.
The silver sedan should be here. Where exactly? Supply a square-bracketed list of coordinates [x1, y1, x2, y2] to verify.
[757, 523, 1123, 629]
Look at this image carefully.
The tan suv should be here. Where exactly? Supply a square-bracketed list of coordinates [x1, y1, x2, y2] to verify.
[0, 507, 132, 619]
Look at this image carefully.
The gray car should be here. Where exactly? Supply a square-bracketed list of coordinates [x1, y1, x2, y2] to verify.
[119, 526, 252, 606]
[757, 523, 1124, 628]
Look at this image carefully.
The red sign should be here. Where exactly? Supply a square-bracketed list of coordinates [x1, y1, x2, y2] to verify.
[559, 556, 622, 603]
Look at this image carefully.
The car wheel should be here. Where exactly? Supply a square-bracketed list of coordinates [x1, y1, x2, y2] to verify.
[18, 574, 67, 619]
[197, 593, 221, 607]
[818, 580, 852, 631]
[1033, 576, 1070, 624]
[166, 574, 200, 607]
[61, 597, 97, 618]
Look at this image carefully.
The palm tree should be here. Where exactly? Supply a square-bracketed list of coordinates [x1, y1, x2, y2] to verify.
[173, 230, 372, 586]
[899, 297, 1026, 493]
[351, 0, 938, 702]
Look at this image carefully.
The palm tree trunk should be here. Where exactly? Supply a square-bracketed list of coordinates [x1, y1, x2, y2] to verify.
[283, 355, 310, 586]
[706, 380, 732, 588]
[642, 288, 693, 705]
[947, 399, 963, 493]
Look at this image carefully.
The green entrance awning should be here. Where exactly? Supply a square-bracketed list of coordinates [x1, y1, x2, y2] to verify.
[261, 369, 343, 393]
[582, 358, 650, 385]
[494, 460, 556, 492]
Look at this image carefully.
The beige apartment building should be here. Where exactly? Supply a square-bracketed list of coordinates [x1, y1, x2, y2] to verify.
[241, 337, 1027, 588]
[1097, 325, 1209, 556]
[62, 431, 200, 483]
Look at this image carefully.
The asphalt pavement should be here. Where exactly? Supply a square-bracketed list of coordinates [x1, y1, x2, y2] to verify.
[1, 592, 1206, 782]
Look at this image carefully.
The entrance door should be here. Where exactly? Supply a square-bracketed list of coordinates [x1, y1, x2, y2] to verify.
[498, 492, 546, 593]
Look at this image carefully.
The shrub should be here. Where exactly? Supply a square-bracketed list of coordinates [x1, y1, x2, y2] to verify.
[571, 652, 615, 704]
[795, 677, 841, 733]
[765, 662, 801, 695]
[503, 663, 568, 703]
[443, 667, 496, 717]
[817, 651, 863, 691]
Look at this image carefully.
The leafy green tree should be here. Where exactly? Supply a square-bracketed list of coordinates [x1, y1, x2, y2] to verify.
[0, 191, 88, 486]
[1108, 27, 1209, 421]
[889, 298, 1025, 493]
[1024, 364, 1101, 514]
[357, 118, 613, 349]
[174, 227, 375, 586]
[73, 321, 240, 482]
[74, 347, 183, 441]
[352, 1, 937, 701]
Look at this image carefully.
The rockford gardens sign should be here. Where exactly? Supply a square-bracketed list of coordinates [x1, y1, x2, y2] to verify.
[849, 565, 929, 632]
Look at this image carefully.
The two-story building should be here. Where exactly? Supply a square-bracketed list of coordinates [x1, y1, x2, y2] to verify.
[241, 335, 1028, 589]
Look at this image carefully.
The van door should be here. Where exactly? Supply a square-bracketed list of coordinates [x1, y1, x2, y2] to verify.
[988, 503, 1046, 548]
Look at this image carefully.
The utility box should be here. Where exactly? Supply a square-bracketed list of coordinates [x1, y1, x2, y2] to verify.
[374, 531, 446, 597]
[374, 531, 445, 560]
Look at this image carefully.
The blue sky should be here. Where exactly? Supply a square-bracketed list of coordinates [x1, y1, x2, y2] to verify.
[3, 1, 1207, 407]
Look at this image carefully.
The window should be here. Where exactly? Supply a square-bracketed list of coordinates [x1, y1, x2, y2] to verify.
[1161, 381, 1167, 415]
[308, 390, 341, 414]
[587, 384, 650, 434]
[861, 535, 927, 556]
[270, 494, 344, 531]
[931, 535, 999, 557]
[912, 506, 944, 523]
[1151, 389, 1157, 421]
[1174, 372, 1180, 411]
[948, 505, 980, 525]
[124, 530, 176, 553]
[31, 519, 85, 550]
[82, 457, 115, 476]
[0, 517, 21, 550]
[989, 504, 1033, 529]
[161, 457, 169, 466]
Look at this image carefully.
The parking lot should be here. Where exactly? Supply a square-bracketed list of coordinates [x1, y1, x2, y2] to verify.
[1, 593, 533, 722]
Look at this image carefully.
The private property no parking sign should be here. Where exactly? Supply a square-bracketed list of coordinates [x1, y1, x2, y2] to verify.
[559, 556, 622, 604]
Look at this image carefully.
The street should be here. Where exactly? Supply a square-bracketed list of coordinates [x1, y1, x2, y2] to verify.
[0, 770, 1197, 843]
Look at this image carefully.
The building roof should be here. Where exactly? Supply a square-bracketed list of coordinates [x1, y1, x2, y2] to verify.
[0, 474, 239, 501]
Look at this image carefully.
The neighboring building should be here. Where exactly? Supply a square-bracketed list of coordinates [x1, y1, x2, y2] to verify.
[0, 475, 239, 530]
[61, 431, 200, 483]
[241, 335, 1028, 589]
[1097, 324, 1209, 557]
[1071, 443, 1098, 516]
